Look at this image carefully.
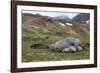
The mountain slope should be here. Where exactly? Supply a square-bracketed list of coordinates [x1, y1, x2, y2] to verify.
[72, 13, 90, 23]
[22, 13, 89, 39]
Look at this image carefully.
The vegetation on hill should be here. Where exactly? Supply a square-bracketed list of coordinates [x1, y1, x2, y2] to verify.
[22, 13, 90, 62]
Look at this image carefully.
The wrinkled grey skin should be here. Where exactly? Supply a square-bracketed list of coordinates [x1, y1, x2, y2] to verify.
[49, 37, 84, 52]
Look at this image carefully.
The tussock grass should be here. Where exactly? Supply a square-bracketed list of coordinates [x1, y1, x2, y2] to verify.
[22, 34, 90, 62]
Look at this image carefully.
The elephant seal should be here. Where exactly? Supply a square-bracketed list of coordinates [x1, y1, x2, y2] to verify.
[30, 44, 49, 49]
[62, 46, 77, 52]
[49, 37, 84, 52]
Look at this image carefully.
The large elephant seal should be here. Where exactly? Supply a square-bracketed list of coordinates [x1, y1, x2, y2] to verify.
[49, 37, 84, 52]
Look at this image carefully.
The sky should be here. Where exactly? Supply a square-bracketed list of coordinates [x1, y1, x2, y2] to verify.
[22, 10, 79, 19]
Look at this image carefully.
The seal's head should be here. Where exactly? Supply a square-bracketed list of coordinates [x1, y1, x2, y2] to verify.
[48, 44, 55, 51]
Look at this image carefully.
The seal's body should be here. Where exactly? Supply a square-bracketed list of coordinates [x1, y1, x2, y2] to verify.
[49, 37, 84, 52]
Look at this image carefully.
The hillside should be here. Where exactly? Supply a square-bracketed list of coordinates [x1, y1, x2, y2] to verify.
[72, 13, 90, 23]
[22, 13, 89, 39]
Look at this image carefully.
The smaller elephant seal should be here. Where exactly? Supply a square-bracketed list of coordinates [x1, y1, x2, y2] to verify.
[62, 46, 77, 52]
[49, 37, 84, 52]
[30, 44, 49, 49]
[62, 46, 83, 52]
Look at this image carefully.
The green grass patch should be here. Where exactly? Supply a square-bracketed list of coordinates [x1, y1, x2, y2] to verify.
[22, 34, 90, 62]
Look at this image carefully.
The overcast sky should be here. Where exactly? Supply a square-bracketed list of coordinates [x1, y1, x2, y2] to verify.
[22, 10, 79, 19]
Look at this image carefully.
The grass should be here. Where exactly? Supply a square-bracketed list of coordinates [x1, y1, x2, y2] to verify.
[22, 33, 90, 62]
